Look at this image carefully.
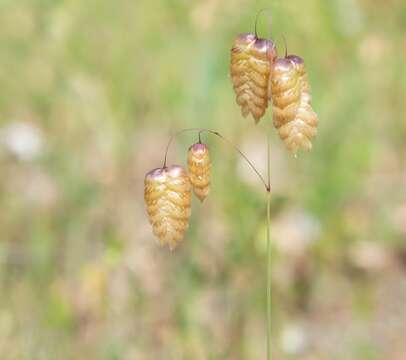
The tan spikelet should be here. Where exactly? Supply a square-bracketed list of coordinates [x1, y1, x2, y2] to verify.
[144, 165, 192, 250]
[270, 55, 318, 154]
[230, 33, 277, 123]
[187, 143, 211, 202]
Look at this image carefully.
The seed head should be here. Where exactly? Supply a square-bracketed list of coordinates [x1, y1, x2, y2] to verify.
[144, 165, 192, 250]
[230, 33, 277, 123]
[270, 55, 318, 155]
[187, 142, 211, 202]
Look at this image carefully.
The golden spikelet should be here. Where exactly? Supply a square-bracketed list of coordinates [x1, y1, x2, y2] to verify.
[230, 33, 277, 123]
[270, 55, 318, 154]
[187, 143, 211, 202]
[144, 165, 192, 250]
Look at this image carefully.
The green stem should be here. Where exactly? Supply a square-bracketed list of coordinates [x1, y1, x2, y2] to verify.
[266, 133, 272, 360]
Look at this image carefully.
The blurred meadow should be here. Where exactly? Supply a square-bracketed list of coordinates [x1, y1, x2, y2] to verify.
[1, 0, 406, 359]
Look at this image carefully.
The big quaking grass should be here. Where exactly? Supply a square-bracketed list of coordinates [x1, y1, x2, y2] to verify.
[144, 12, 318, 360]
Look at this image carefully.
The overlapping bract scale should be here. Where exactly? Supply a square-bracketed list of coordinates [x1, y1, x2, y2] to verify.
[187, 143, 211, 202]
[230, 33, 277, 123]
[144, 165, 192, 250]
[270, 55, 318, 154]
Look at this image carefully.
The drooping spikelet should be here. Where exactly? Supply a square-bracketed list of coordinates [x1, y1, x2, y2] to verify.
[270, 55, 318, 154]
[187, 143, 211, 202]
[144, 165, 192, 250]
[230, 33, 277, 123]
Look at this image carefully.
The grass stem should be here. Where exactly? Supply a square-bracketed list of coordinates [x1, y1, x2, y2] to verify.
[266, 132, 272, 360]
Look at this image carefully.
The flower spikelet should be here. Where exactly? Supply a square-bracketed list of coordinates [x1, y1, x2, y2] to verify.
[270, 55, 318, 154]
[187, 142, 211, 202]
[230, 33, 277, 123]
[144, 165, 192, 250]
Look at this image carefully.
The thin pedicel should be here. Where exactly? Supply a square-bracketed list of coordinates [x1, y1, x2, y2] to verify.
[163, 128, 269, 191]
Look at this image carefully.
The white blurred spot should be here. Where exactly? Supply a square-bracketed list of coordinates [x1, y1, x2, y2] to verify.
[1, 121, 43, 161]
[280, 323, 308, 355]
[349, 241, 393, 273]
[273, 208, 320, 257]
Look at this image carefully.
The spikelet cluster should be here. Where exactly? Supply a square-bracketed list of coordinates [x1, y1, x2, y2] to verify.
[187, 143, 211, 202]
[230, 33, 277, 123]
[144, 165, 191, 250]
[270, 55, 318, 154]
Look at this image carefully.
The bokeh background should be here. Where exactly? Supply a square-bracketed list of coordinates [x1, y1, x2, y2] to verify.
[1, 0, 406, 359]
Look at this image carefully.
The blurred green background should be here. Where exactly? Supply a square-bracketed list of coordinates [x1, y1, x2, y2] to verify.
[1, 0, 406, 359]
